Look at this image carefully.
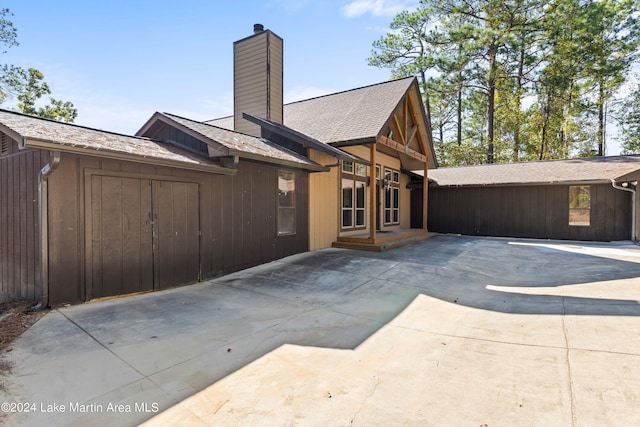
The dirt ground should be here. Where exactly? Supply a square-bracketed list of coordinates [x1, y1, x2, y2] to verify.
[0, 301, 47, 378]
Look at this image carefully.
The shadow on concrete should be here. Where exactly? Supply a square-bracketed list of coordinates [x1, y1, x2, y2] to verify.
[5, 235, 640, 426]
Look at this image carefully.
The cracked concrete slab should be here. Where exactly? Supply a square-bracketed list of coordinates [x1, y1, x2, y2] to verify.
[1, 235, 640, 426]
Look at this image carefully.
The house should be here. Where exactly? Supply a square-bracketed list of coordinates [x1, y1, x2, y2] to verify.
[0, 108, 325, 305]
[0, 24, 436, 305]
[204, 25, 436, 251]
[416, 156, 640, 242]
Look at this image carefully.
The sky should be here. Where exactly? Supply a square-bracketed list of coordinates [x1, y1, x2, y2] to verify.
[1, 0, 417, 135]
[1, 0, 632, 155]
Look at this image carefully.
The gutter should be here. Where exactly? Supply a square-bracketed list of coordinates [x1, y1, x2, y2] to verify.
[611, 179, 638, 244]
[22, 136, 236, 175]
[38, 151, 61, 309]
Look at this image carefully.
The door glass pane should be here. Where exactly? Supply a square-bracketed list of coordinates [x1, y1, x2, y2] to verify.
[356, 181, 365, 208]
[343, 209, 353, 228]
[342, 179, 353, 208]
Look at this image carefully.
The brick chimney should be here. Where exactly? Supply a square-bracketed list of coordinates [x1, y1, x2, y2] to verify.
[233, 24, 283, 137]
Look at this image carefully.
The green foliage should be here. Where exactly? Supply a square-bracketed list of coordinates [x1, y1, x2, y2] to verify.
[15, 68, 77, 122]
[620, 80, 640, 154]
[0, 8, 77, 122]
[369, 0, 640, 166]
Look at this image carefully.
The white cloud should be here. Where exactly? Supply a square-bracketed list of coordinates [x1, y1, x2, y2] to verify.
[341, 0, 417, 18]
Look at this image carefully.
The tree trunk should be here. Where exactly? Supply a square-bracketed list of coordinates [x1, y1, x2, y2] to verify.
[486, 43, 497, 164]
[598, 81, 605, 156]
[420, 70, 433, 139]
[539, 91, 552, 160]
[457, 85, 462, 146]
[513, 33, 526, 162]
[562, 81, 575, 159]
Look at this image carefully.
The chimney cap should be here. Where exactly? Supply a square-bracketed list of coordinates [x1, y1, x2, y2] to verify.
[254, 23, 264, 34]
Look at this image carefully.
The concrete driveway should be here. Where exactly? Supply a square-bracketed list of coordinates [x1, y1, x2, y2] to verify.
[2, 235, 640, 426]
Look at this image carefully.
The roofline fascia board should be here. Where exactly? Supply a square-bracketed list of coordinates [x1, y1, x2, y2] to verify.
[331, 137, 377, 147]
[0, 123, 25, 145]
[227, 150, 329, 172]
[22, 138, 237, 175]
[242, 113, 356, 160]
[428, 179, 612, 188]
[135, 111, 161, 137]
[615, 170, 640, 182]
[376, 79, 414, 143]
[145, 113, 233, 156]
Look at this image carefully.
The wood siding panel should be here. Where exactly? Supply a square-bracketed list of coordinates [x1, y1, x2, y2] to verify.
[153, 181, 200, 289]
[308, 151, 339, 250]
[0, 141, 46, 302]
[428, 184, 631, 241]
[41, 153, 308, 305]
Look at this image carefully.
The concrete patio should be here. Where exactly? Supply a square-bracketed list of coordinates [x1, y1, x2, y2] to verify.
[1, 235, 640, 426]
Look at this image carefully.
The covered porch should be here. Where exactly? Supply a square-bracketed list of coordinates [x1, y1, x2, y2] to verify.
[332, 88, 432, 251]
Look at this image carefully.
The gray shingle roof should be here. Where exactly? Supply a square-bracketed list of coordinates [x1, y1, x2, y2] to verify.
[0, 109, 214, 167]
[206, 77, 415, 145]
[425, 156, 640, 187]
[161, 113, 324, 169]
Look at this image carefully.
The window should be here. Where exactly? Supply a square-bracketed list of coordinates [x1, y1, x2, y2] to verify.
[383, 167, 400, 225]
[342, 162, 367, 229]
[569, 185, 590, 226]
[277, 171, 296, 235]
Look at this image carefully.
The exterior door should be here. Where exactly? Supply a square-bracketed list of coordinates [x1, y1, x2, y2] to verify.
[87, 176, 200, 299]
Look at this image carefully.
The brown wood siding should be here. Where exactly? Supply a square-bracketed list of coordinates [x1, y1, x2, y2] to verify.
[44, 153, 308, 305]
[427, 184, 631, 241]
[0, 137, 48, 302]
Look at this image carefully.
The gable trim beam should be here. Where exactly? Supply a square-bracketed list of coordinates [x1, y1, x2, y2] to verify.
[406, 125, 418, 147]
[378, 135, 427, 163]
[391, 115, 405, 144]
[406, 90, 428, 158]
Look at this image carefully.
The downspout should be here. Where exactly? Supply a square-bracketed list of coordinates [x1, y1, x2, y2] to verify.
[323, 158, 342, 168]
[38, 150, 61, 309]
[611, 179, 638, 244]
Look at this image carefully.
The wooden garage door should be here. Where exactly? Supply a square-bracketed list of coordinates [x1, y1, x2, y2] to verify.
[87, 176, 200, 299]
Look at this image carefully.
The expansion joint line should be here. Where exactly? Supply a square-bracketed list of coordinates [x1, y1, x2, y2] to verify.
[561, 297, 577, 427]
[56, 309, 148, 379]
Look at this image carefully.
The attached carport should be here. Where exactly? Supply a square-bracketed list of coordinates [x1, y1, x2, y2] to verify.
[412, 156, 640, 241]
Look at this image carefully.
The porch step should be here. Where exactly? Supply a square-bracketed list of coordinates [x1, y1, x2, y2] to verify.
[332, 232, 437, 252]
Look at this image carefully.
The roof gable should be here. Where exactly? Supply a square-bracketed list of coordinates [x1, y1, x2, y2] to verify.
[205, 77, 437, 168]
[137, 112, 327, 171]
[0, 109, 229, 173]
[282, 77, 416, 145]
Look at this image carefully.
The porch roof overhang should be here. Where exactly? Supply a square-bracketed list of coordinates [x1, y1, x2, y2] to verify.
[242, 113, 358, 162]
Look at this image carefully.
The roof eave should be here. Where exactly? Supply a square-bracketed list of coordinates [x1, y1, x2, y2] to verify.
[227, 150, 329, 172]
[22, 137, 237, 175]
[331, 137, 377, 147]
[429, 179, 612, 188]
